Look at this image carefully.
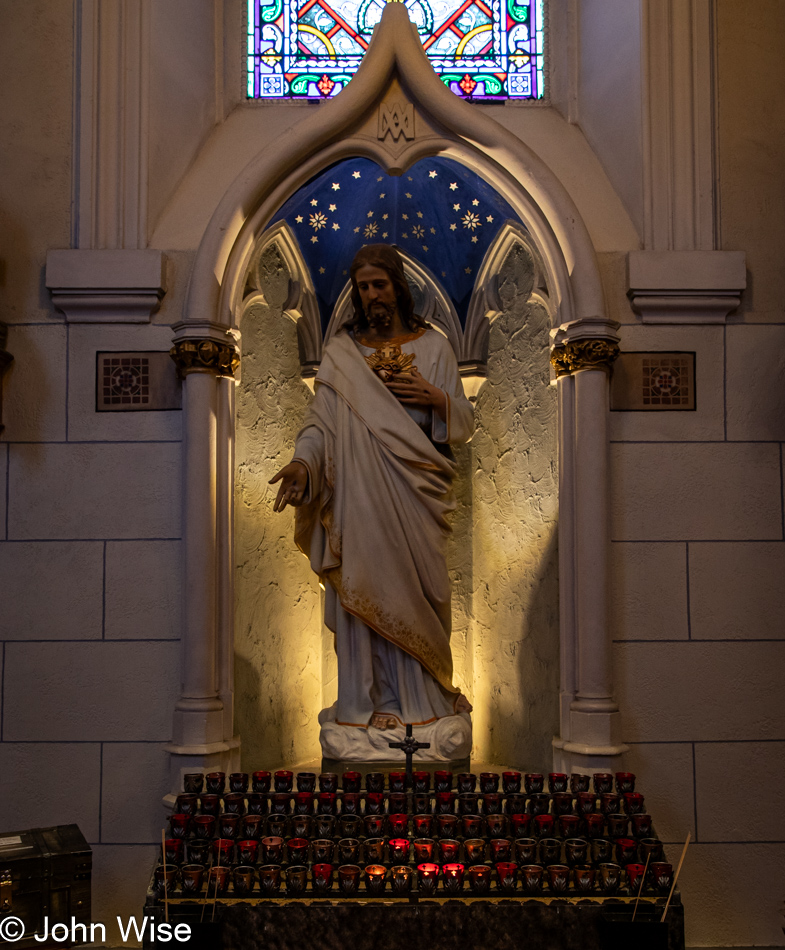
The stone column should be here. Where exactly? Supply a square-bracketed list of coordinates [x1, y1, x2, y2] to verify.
[166, 327, 240, 798]
[550, 322, 628, 771]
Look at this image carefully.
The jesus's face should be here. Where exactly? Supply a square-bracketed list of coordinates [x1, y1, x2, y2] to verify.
[354, 264, 398, 330]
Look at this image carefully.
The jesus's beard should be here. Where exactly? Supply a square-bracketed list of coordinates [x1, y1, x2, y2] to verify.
[366, 301, 397, 330]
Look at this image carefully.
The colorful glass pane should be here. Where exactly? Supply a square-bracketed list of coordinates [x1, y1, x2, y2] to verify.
[247, 0, 544, 99]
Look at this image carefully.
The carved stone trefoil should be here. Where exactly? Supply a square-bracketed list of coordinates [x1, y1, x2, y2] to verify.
[549, 339, 620, 378]
[170, 339, 239, 378]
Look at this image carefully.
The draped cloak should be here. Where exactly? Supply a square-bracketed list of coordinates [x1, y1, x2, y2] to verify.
[292, 328, 473, 718]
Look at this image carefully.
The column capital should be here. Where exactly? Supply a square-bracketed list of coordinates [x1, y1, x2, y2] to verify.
[550, 339, 620, 378]
[170, 338, 239, 379]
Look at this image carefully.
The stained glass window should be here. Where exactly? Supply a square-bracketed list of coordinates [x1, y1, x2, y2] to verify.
[247, 0, 544, 100]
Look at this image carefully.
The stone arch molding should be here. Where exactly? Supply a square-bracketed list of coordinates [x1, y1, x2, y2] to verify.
[180, 1, 605, 338]
[166, 1, 625, 796]
[241, 220, 323, 372]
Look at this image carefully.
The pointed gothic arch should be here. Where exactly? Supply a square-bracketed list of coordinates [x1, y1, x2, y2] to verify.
[167, 1, 625, 791]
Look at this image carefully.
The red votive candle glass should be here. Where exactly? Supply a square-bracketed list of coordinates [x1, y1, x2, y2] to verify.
[388, 814, 409, 837]
[413, 838, 435, 863]
[416, 863, 439, 896]
[615, 772, 636, 794]
[388, 771, 406, 793]
[548, 772, 569, 793]
[442, 863, 465, 893]
[273, 770, 293, 792]
[364, 864, 387, 895]
[252, 771, 271, 793]
[434, 770, 453, 793]
[388, 838, 410, 863]
[438, 839, 460, 863]
[502, 771, 522, 794]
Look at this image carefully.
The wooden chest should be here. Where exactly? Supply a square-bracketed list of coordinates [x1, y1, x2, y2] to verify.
[0, 825, 92, 948]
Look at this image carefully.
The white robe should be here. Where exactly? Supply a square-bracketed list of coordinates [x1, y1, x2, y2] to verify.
[292, 327, 474, 727]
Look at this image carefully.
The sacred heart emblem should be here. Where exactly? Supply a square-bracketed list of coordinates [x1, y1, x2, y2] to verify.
[364, 343, 416, 381]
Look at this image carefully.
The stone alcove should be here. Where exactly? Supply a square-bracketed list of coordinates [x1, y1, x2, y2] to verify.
[166, 2, 624, 791]
[233, 164, 560, 768]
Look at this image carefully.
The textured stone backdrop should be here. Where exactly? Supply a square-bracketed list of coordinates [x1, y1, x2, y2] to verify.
[471, 243, 560, 768]
[234, 240, 559, 769]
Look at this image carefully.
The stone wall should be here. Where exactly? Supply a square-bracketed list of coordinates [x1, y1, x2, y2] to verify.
[471, 244, 560, 768]
[0, 5, 184, 942]
[605, 7, 785, 944]
[235, 244, 323, 768]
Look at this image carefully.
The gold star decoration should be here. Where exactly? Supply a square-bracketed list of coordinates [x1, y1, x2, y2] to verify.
[429, 170, 437, 178]
[352, 171, 361, 178]
[329, 203, 337, 211]
[295, 215, 303, 223]
[311, 199, 318, 206]
[332, 222, 340, 230]
[449, 182, 458, 190]
[331, 183, 340, 190]
[472, 199, 479, 206]
[453, 203, 461, 211]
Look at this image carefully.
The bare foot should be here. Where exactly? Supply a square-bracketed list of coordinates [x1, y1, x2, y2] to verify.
[456, 694, 473, 714]
[370, 712, 398, 730]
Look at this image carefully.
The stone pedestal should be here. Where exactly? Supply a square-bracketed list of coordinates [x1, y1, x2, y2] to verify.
[318, 705, 472, 765]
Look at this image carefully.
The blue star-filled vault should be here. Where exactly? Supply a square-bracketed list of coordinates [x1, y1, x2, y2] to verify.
[272, 156, 524, 333]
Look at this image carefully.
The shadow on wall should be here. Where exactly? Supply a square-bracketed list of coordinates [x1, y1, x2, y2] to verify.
[470, 242, 560, 769]
[234, 243, 322, 769]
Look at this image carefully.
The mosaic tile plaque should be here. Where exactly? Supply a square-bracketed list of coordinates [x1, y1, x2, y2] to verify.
[96, 352, 181, 412]
[610, 352, 695, 412]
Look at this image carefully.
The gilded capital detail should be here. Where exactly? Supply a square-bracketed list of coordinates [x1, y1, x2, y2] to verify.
[170, 339, 239, 378]
[550, 339, 620, 377]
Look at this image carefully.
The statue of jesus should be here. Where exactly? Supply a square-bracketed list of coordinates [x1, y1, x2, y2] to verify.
[271, 244, 473, 748]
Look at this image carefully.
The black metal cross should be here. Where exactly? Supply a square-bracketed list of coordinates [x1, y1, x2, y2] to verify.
[388, 723, 430, 788]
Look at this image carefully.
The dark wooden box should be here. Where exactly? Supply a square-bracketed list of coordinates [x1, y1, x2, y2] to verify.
[0, 825, 92, 948]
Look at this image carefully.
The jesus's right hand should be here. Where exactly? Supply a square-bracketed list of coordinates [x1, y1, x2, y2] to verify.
[269, 461, 309, 512]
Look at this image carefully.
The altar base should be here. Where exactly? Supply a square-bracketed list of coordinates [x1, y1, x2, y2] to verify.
[144, 898, 684, 950]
